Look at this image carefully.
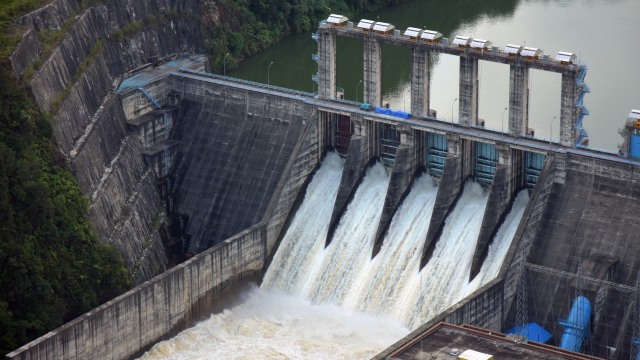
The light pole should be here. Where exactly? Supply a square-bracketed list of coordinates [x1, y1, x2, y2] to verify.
[267, 61, 274, 88]
[355, 79, 362, 103]
[223, 53, 230, 76]
[403, 88, 409, 113]
[451, 98, 458, 127]
[501, 106, 508, 139]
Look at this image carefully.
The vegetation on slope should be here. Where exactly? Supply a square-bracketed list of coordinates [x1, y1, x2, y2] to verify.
[0, 2, 130, 356]
[206, 0, 405, 71]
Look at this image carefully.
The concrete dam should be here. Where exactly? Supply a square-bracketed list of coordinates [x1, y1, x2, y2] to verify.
[7, 4, 640, 360]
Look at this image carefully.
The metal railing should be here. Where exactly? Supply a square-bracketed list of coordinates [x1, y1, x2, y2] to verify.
[178, 67, 315, 98]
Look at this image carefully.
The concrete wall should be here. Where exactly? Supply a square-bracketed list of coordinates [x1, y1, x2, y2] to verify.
[169, 76, 313, 252]
[502, 155, 556, 323]
[521, 153, 640, 357]
[263, 110, 327, 254]
[6, 224, 266, 360]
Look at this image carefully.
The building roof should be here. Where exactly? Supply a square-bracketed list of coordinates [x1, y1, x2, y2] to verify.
[420, 30, 442, 41]
[470, 39, 491, 49]
[380, 322, 603, 360]
[521, 47, 543, 57]
[372, 22, 395, 32]
[556, 51, 577, 63]
[404, 27, 422, 38]
[452, 36, 471, 46]
[459, 349, 493, 360]
[327, 14, 348, 24]
[504, 44, 523, 55]
[357, 19, 375, 29]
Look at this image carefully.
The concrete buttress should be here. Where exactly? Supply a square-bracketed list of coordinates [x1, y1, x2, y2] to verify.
[326, 115, 377, 247]
[420, 134, 467, 268]
[470, 144, 520, 279]
[372, 125, 421, 258]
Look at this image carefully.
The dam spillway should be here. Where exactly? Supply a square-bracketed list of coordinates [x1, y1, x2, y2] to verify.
[138, 152, 528, 358]
[7, 2, 640, 357]
[10, 53, 640, 359]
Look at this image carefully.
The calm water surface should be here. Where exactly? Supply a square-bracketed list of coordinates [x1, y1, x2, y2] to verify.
[231, 0, 640, 150]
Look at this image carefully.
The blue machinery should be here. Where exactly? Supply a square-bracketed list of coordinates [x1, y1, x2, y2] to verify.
[379, 123, 400, 163]
[475, 142, 498, 186]
[426, 133, 447, 177]
[525, 152, 546, 189]
[575, 66, 590, 146]
[559, 295, 592, 352]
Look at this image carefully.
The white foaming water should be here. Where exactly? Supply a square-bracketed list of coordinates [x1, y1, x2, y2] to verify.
[139, 287, 409, 360]
[298, 162, 389, 304]
[350, 174, 438, 317]
[140, 156, 531, 359]
[403, 182, 489, 327]
[261, 152, 344, 293]
[465, 190, 530, 295]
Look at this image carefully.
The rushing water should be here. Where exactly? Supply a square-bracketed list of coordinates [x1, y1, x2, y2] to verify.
[231, 0, 640, 150]
[465, 190, 530, 296]
[141, 154, 530, 359]
[138, 287, 409, 360]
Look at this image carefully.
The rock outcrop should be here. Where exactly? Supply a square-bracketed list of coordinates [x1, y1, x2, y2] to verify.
[11, 0, 205, 283]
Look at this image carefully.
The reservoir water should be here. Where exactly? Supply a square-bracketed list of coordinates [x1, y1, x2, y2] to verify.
[231, 0, 640, 151]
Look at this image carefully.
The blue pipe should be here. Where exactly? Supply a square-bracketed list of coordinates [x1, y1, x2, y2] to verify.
[559, 295, 592, 352]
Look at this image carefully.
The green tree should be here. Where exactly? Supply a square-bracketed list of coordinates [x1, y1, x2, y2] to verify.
[0, 68, 131, 356]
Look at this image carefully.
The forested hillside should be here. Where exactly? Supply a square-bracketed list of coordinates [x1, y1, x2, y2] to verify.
[0, 0, 404, 355]
[205, 0, 403, 71]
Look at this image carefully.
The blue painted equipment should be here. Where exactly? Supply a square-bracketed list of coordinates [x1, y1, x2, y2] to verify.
[137, 86, 161, 109]
[505, 322, 553, 343]
[559, 295, 592, 352]
[630, 134, 640, 159]
[360, 103, 372, 111]
[374, 106, 411, 118]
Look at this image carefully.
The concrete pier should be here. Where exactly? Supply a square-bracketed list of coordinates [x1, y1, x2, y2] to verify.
[470, 144, 520, 279]
[459, 55, 479, 127]
[508, 64, 530, 136]
[560, 71, 586, 146]
[411, 47, 430, 118]
[372, 126, 422, 257]
[316, 31, 336, 99]
[363, 38, 382, 106]
[326, 115, 377, 246]
[420, 134, 469, 268]
[318, 22, 590, 147]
